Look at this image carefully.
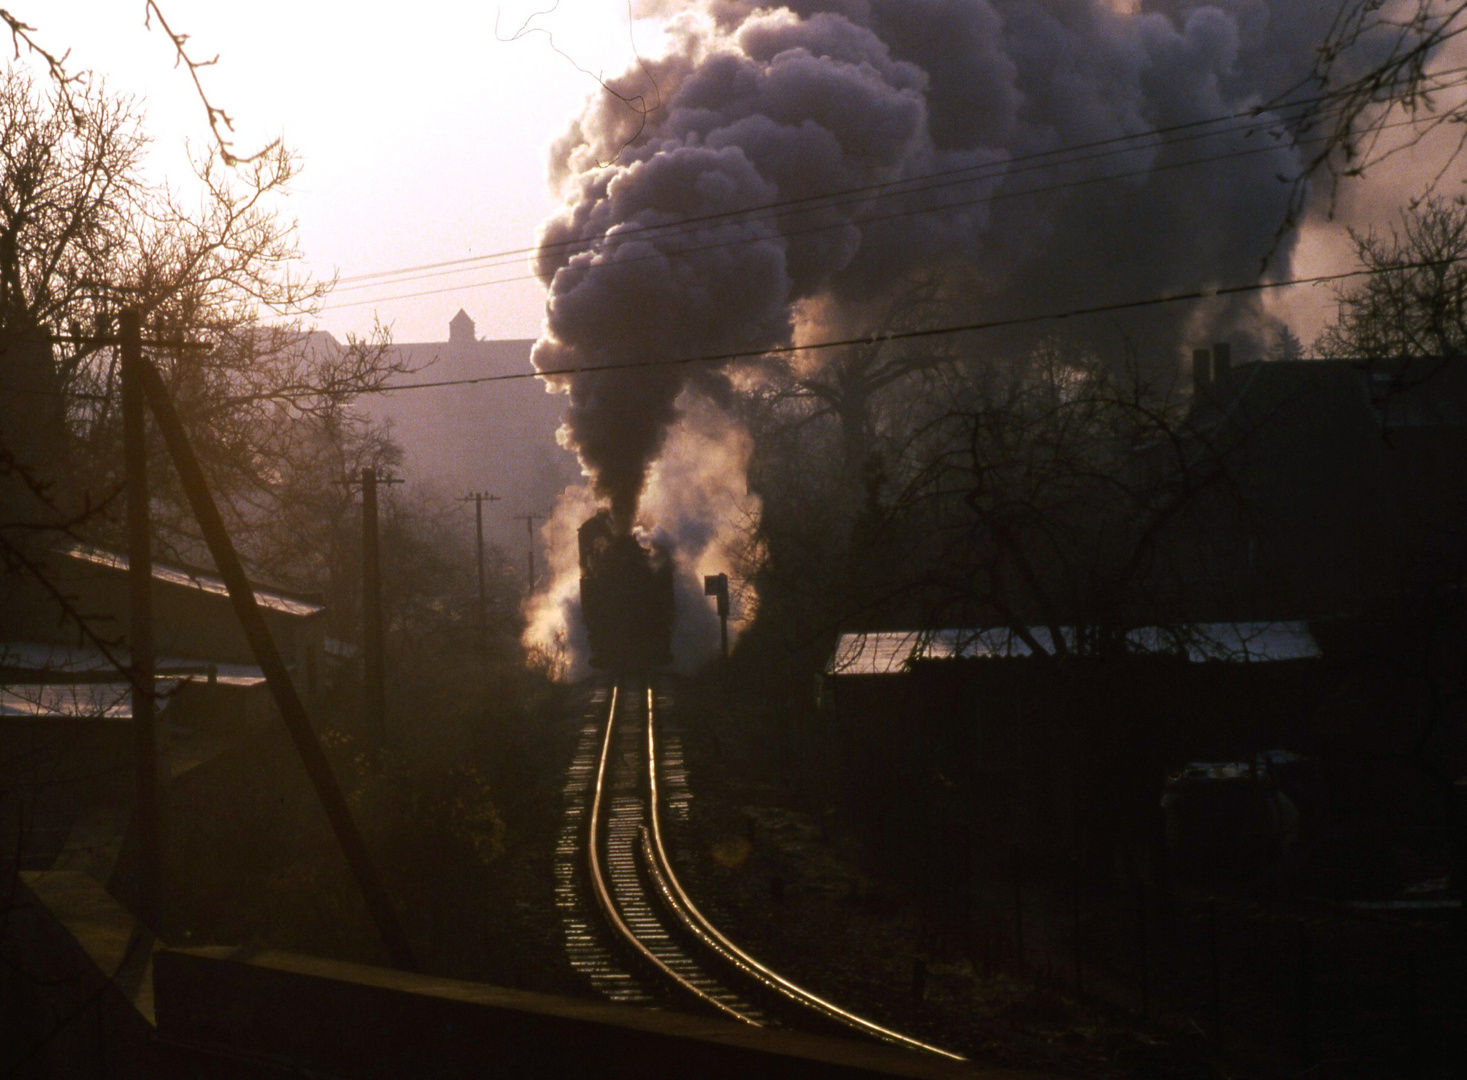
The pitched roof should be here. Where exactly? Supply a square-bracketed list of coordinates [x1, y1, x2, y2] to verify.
[449, 309, 476, 340]
[826, 623, 1321, 676]
[61, 542, 323, 618]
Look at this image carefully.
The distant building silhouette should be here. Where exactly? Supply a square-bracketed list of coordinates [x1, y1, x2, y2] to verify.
[448, 308, 476, 346]
[351, 314, 576, 575]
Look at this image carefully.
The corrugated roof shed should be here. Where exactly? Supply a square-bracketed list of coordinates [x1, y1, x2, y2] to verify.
[826, 623, 1320, 677]
[0, 642, 266, 687]
[62, 542, 323, 618]
[0, 681, 185, 720]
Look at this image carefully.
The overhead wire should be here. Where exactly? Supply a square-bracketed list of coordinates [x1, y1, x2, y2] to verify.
[322, 63, 1467, 301]
[243, 253, 1467, 404]
[316, 105, 1445, 312]
[17, 251, 1467, 406]
[324, 100, 1301, 296]
[23, 71, 1467, 404]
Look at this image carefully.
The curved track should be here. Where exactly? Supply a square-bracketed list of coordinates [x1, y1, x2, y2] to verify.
[567, 674, 964, 1061]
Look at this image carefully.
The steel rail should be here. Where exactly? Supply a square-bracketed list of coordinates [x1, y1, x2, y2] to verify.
[641, 686, 966, 1062]
[585, 682, 755, 1024]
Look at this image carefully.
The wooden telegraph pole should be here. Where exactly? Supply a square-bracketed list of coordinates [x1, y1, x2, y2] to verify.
[349, 467, 401, 747]
[458, 491, 500, 637]
[136, 358, 414, 968]
[121, 308, 162, 932]
[515, 511, 546, 592]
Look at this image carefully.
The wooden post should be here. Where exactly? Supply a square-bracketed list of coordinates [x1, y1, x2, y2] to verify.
[121, 308, 161, 933]
[1296, 920, 1312, 1066]
[458, 492, 499, 645]
[1011, 844, 1024, 967]
[1207, 897, 1220, 1040]
[1405, 950, 1420, 1078]
[361, 467, 384, 746]
[515, 512, 544, 593]
[474, 494, 486, 633]
[1137, 877, 1150, 1021]
[136, 357, 414, 970]
[1072, 857, 1083, 1000]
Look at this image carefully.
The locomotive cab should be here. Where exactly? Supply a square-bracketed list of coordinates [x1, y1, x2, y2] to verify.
[578, 511, 674, 671]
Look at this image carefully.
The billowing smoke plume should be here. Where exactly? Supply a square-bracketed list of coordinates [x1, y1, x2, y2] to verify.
[527, 0, 1327, 670]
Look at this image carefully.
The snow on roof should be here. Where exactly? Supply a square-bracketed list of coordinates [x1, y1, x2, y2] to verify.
[0, 680, 182, 720]
[826, 623, 1321, 676]
[62, 542, 323, 618]
[0, 642, 266, 687]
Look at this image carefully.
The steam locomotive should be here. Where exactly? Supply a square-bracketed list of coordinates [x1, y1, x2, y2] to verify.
[578, 510, 675, 671]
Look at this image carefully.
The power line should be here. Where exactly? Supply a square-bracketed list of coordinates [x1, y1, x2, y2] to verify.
[317, 108, 1436, 313]
[324, 65, 1467, 298]
[13, 251, 1466, 406]
[324, 98, 1304, 297]
[248, 253, 1467, 404]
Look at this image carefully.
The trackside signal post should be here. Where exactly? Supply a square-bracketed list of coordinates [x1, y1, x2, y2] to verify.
[704, 573, 729, 660]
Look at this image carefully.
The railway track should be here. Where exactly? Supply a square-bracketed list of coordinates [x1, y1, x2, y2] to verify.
[557, 673, 964, 1061]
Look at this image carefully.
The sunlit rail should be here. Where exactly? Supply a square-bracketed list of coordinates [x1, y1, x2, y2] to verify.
[565, 672, 964, 1060]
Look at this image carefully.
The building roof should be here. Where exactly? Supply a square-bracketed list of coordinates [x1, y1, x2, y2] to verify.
[825, 622, 1321, 676]
[0, 642, 267, 687]
[1193, 355, 1467, 438]
[0, 681, 186, 720]
[449, 309, 476, 341]
[62, 542, 323, 618]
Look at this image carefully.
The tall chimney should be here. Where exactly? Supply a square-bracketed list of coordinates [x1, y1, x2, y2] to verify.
[1212, 341, 1232, 384]
[1193, 347, 1212, 396]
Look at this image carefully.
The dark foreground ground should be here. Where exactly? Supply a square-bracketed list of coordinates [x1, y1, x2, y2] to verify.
[656, 679, 1466, 1080]
[57, 673, 1457, 1079]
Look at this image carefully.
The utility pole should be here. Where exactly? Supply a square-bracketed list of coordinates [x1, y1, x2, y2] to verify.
[458, 491, 500, 637]
[346, 467, 401, 746]
[515, 512, 546, 592]
[121, 307, 161, 933]
[137, 355, 414, 969]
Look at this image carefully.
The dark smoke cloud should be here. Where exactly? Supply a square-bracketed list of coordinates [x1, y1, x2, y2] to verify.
[532, 0, 1329, 528]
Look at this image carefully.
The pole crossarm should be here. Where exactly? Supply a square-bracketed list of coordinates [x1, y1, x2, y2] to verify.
[133, 354, 416, 972]
[339, 471, 404, 488]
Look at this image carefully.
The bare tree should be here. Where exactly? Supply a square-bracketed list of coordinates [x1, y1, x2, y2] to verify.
[1316, 194, 1467, 360]
[1292, 1, 1467, 214]
[0, 69, 409, 583]
[878, 337, 1250, 658]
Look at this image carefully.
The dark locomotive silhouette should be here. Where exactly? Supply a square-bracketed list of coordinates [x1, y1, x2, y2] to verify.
[578, 510, 674, 670]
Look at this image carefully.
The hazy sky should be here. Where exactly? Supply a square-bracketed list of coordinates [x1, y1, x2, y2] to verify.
[16, 2, 1465, 351]
[23, 1, 658, 344]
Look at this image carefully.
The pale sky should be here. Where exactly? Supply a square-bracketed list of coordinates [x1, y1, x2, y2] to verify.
[22, 1, 658, 344]
[17, 3, 1465, 351]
